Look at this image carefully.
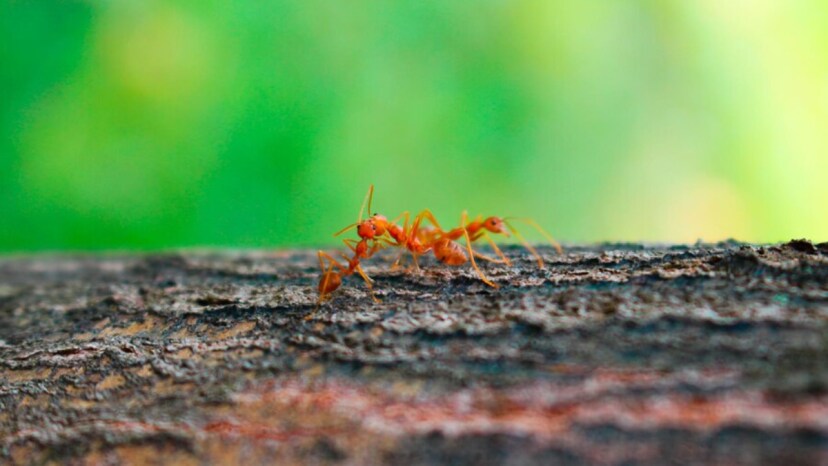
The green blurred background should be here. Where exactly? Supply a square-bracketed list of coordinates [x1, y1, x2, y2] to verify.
[2, 1, 827, 252]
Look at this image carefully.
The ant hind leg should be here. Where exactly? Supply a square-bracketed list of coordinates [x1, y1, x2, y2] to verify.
[355, 264, 380, 303]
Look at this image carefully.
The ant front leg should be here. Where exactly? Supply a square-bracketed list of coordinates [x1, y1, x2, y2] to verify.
[413, 209, 444, 232]
[460, 211, 497, 288]
[389, 210, 410, 228]
[471, 231, 511, 266]
[411, 253, 421, 272]
[391, 252, 406, 270]
[393, 211, 420, 272]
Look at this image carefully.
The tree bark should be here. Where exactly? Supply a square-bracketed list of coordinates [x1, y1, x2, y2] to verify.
[1, 240, 827, 465]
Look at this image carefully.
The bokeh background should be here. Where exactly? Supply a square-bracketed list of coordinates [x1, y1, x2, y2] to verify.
[2, 1, 827, 252]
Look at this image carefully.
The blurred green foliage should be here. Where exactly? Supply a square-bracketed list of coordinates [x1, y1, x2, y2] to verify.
[2, 1, 828, 252]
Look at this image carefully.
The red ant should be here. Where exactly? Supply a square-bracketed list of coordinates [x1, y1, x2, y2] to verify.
[405, 210, 499, 287]
[418, 211, 563, 268]
[316, 239, 378, 305]
[317, 185, 393, 305]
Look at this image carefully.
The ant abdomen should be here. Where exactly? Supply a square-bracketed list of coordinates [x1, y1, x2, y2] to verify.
[432, 238, 467, 266]
[318, 272, 342, 294]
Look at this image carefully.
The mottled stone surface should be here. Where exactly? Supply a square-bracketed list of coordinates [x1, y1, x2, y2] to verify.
[1, 241, 827, 465]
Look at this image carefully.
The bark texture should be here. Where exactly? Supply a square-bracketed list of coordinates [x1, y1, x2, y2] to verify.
[1, 240, 828, 465]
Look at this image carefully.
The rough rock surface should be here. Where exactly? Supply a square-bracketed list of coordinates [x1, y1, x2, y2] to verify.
[1, 241, 827, 465]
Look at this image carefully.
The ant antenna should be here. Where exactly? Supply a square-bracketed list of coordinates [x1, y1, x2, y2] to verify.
[358, 185, 374, 224]
[510, 218, 562, 254]
[503, 217, 563, 268]
[334, 223, 357, 237]
[336, 185, 375, 237]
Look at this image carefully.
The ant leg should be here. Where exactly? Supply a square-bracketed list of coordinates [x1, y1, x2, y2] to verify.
[466, 231, 506, 264]
[343, 238, 384, 263]
[502, 220, 544, 268]
[337, 250, 379, 303]
[318, 250, 350, 294]
[377, 237, 404, 270]
[318, 257, 336, 301]
[311, 251, 342, 319]
[354, 264, 380, 303]
[393, 211, 414, 270]
[414, 209, 443, 231]
[337, 251, 367, 280]
[409, 210, 426, 234]
[368, 240, 385, 257]
[317, 249, 326, 270]
[318, 250, 348, 273]
[389, 210, 410, 226]
[342, 238, 358, 253]
[392, 251, 406, 270]
[343, 238, 370, 257]
[317, 250, 347, 295]
[402, 212, 425, 273]
[461, 212, 497, 288]
[472, 250, 504, 263]
[401, 211, 411, 235]
[481, 231, 511, 265]
[378, 238, 396, 248]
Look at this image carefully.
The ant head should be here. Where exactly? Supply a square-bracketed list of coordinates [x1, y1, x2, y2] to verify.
[483, 217, 509, 236]
[357, 214, 387, 239]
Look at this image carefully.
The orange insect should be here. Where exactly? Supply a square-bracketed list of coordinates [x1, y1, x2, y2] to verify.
[316, 239, 379, 305]
[404, 209, 499, 287]
[317, 186, 393, 305]
[420, 211, 563, 268]
[359, 189, 500, 287]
